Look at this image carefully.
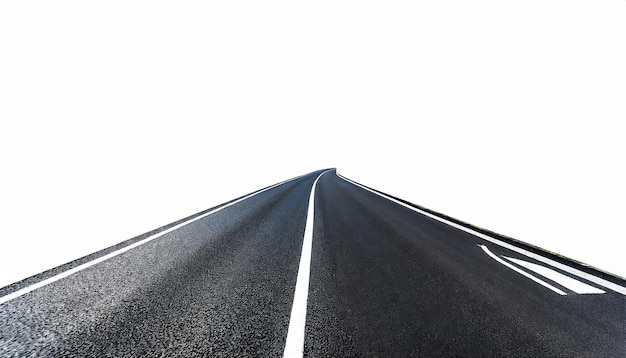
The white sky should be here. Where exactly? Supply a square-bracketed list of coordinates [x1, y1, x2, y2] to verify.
[1, 0, 625, 287]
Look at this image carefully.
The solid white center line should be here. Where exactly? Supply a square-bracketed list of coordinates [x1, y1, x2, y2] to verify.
[283, 169, 331, 358]
[0, 173, 308, 306]
[480, 245, 567, 295]
[504, 257, 605, 294]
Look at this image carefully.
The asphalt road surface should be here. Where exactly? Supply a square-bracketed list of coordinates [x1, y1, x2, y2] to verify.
[1, 169, 624, 357]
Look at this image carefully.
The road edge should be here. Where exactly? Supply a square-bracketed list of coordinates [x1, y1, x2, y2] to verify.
[0, 170, 319, 299]
[336, 172, 626, 288]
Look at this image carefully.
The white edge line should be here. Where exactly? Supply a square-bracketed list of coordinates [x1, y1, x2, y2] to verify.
[0, 172, 310, 305]
[283, 169, 332, 358]
[336, 172, 626, 296]
[480, 245, 567, 295]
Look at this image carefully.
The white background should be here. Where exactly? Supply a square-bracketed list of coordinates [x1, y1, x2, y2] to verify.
[1, 0, 625, 288]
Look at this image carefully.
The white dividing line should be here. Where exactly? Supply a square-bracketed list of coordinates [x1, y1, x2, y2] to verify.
[336, 172, 626, 296]
[0, 173, 309, 306]
[480, 245, 566, 295]
[283, 169, 331, 358]
[504, 257, 605, 294]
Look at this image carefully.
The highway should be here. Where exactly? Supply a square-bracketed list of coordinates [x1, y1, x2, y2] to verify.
[1, 169, 624, 357]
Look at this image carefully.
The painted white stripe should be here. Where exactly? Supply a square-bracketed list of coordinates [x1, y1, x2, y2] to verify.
[283, 169, 331, 358]
[480, 245, 566, 295]
[336, 172, 626, 296]
[0, 173, 309, 305]
[504, 257, 605, 294]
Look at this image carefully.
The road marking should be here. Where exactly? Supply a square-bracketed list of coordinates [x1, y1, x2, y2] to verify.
[480, 245, 566, 295]
[504, 257, 605, 294]
[0, 173, 310, 305]
[283, 169, 332, 358]
[336, 172, 626, 296]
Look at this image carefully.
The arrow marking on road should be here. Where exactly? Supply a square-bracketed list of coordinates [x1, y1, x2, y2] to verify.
[480, 245, 567, 295]
[504, 256, 605, 294]
[336, 172, 626, 296]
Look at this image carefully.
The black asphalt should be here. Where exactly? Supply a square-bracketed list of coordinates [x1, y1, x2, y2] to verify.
[1, 169, 624, 357]
[307, 172, 625, 357]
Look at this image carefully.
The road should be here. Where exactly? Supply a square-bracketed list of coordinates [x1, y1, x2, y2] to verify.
[1, 169, 624, 357]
